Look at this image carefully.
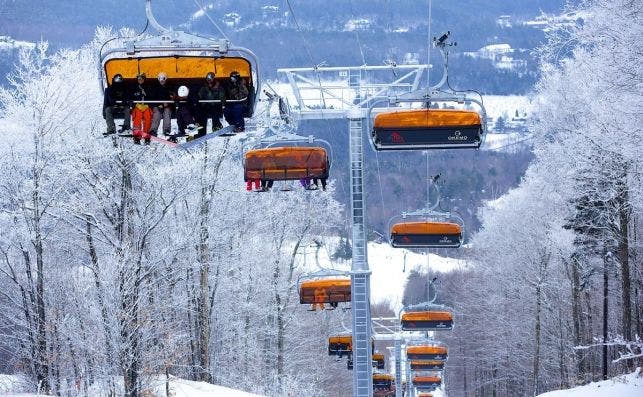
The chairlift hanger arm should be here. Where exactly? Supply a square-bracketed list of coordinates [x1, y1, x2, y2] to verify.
[145, 0, 169, 34]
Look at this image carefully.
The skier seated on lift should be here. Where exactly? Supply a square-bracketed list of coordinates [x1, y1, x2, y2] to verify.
[174, 85, 200, 140]
[197, 72, 225, 138]
[245, 179, 273, 192]
[131, 73, 153, 145]
[150, 72, 174, 137]
[103, 74, 131, 135]
[299, 178, 327, 191]
[311, 287, 329, 311]
[224, 71, 249, 133]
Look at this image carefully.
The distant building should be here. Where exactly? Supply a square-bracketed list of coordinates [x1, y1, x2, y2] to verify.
[344, 18, 371, 32]
[402, 52, 420, 65]
[496, 15, 512, 28]
[0, 35, 36, 51]
[522, 11, 583, 31]
[463, 44, 526, 71]
[261, 5, 279, 18]
[222, 12, 241, 27]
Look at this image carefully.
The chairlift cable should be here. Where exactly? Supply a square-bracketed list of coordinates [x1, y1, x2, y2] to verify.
[348, 0, 367, 66]
[374, 149, 387, 235]
[284, 0, 317, 72]
[283, 0, 329, 120]
[192, 0, 230, 41]
[426, 0, 433, 89]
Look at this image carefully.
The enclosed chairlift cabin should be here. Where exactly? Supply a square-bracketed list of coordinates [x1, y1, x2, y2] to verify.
[328, 335, 352, 357]
[369, 31, 486, 151]
[299, 268, 350, 311]
[299, 277, 350, 310]
[417, 393, 434, 397]
[406, 345, 448, 361]
[372, 108, 483, 150]
[390, 220, 462, 248]
[99, 0, 259, 143]
[244, 147, 329, 186]
[410, 360, 445, 371]
[372, 352, 385, 370]
[401, 308, 454, 331]
[372, 373, 395, 394]
[244, 133, 331, 191]
[389, 176, 464, 249]
[413, 375, 442, 389]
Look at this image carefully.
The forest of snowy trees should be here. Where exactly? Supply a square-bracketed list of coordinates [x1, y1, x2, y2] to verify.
[408, 0, 642, 396]
[0, 29, 355, 397]
[0, 0, 641, 396]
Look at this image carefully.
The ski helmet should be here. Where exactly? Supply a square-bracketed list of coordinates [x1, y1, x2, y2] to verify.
[178, 85, 189, 97]
[206, 72, 215, 82]
[113, 74, 123, 83]
[158, 72, 168, 82]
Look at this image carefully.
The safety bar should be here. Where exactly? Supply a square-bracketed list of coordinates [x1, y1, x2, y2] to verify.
[114, 98, 248, 104]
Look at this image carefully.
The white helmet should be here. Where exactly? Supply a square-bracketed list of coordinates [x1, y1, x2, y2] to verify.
[178, 85, 189, 97]
[158, 72, 168, 82]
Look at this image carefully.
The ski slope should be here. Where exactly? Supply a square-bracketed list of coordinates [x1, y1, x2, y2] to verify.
[537, 368, 643, 397]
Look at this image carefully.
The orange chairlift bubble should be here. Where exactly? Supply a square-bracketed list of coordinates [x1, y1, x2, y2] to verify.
[389, 176, 465, 249]
[372, 108, 483, 150]
[372, 352, 385, 370]
[368, 31, 487, 151]
[373, 373, 395, 390]
[406, 344, 448, 361]
[328, 334, 352, 357]
[243, 133, 332, 192]
[390, 220, 462, 248]
[298, 269, 350, 311]
[418, 393, 434, 397]
[99, 0, 259, 145]
[410, 360, 445, 371]
[401, 307, 454, 331]
[413, 375, 442, 389]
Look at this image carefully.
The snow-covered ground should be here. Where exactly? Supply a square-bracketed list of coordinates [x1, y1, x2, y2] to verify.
[0, 374, 265, 397]
[0, 35, 35, 51]
[537, 368, 643, 397]
[0, 374, 36, 395]
[151, 376, 265, 397]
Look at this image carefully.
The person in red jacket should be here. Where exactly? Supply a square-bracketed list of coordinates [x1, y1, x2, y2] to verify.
[131, 73, 153, 144]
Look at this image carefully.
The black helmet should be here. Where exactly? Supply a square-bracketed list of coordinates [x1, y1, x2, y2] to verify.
[230, 71, 240, 79]
[113, 74, 123, 83]
[206, 72, 215, 82]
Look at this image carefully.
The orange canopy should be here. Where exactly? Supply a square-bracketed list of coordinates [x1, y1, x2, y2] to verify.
[373, 353, 385, 361]
[329, 335, 352, 345]
[411, 360, 444, 367]
[402, 310, 453, 322]
[374, 108, 481, 129]
[413, 376, 441, 383]
[300, 278, 350, 290]
[104, 56, 251, 85]
[418, 394, 433, 397]
[391, 221, 461, 235]
[244, 147, 329, 180]
[373, 373, 394, 381]
[407, 346, 448, 355]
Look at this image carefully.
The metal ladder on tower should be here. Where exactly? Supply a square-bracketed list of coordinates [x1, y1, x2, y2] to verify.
[395, 337, 403, 397]
[349, 112, 373, 397]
